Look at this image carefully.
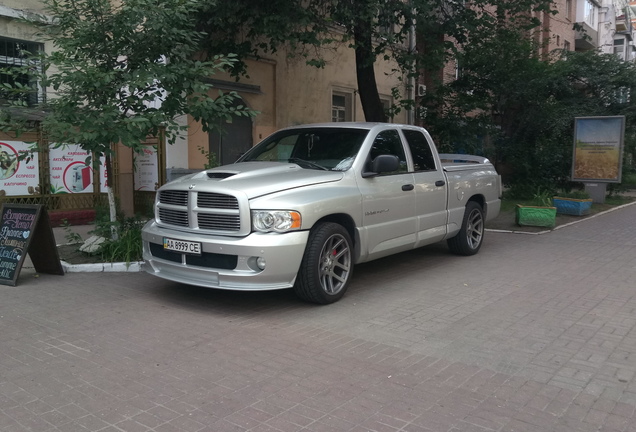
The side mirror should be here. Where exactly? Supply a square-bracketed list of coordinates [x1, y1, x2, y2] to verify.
[362, 154, 400, 178]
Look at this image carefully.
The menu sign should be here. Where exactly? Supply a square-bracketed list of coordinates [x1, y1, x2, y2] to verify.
[134, 146, 159, 191]
[0, 204, 64, 286]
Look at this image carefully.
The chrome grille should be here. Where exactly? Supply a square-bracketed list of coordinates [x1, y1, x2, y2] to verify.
[159, 190, 188, 206]
[158, 208, 188, 227]
[197, 192, 239, 209]
[198, 214, 241, 231]
[157, 189, 244, 234]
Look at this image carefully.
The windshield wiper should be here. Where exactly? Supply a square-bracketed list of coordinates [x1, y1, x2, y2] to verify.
[289, 158, 329, 171]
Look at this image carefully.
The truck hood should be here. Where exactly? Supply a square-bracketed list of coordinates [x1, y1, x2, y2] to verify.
[164, 162, 345, 199]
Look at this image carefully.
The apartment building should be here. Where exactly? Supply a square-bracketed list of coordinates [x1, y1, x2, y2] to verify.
[575, 0, 636, 60]
[536, 0, 577, 56]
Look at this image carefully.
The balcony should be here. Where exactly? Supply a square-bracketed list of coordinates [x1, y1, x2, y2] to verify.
[615, 14, 632, 35]
[575, 21, 598, 51]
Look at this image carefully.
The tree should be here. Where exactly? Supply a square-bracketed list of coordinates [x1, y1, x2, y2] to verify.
[1, 0, 254, 233]
[421, 27, 636, 195]
[196, 0, 554, 122]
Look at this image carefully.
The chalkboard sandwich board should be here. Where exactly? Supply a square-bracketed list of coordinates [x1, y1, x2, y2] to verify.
[0, 204, 64, 286]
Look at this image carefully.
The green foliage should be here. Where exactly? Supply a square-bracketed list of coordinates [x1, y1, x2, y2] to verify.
[60, 219, 83, 244]
[532, 188, 554, 207]
[197, 145, 219, 169]
[196, 0, 553, 122]
[90, 214, 145, 265]
[2, 0, 256, 160]
[555, 190, 590, 200]
[423, 24, 636, 195]
[96, 217, 145, 265]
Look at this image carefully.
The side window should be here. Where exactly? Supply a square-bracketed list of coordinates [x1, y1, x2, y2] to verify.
[403, 130, 436, 171]
[368, 129, 407, 174]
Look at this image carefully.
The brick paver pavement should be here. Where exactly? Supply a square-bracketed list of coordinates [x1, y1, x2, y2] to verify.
[2, 203, 636, 431]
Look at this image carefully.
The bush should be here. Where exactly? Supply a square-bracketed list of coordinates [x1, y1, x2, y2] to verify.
[91, 215, 145, 265]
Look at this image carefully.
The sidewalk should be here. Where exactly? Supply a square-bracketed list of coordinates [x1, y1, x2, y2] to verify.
[3, 200, 636, 431]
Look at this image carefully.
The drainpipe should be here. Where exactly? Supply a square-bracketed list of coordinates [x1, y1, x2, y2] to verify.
[407, 10, 416, 125]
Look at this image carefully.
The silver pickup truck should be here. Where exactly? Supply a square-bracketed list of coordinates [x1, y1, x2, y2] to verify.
[142, 123, 501, 303]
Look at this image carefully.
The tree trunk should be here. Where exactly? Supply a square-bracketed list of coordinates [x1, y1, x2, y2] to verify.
[354, 18, 387, 123]
[104, 154, 119, 241]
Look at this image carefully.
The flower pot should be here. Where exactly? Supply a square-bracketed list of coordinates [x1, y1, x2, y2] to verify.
[552, 197, 593, 216]
[515, 205, 556, 228]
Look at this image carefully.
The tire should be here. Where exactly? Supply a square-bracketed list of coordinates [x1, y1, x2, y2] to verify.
[447, 201, 484, 256]
[294, 222, 353, 304]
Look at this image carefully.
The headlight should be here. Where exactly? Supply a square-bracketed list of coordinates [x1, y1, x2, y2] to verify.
[252, 210, 302, 233]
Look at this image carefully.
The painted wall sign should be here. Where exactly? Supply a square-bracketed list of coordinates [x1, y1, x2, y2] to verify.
[0, 204, 64, 286]
[0, 141, 40, 197]
[572, 116, 625, 183]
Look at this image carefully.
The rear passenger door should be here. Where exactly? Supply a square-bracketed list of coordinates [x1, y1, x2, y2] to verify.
[358, 129, 417, 260]
[402, 129, 448, 245]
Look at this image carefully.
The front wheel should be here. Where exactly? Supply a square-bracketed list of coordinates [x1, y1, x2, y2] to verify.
[294, 222, 353, 304]
[447, 201, 484, 256]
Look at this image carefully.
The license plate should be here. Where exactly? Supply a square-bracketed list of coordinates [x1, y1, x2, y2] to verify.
[163, 237, 202, 255]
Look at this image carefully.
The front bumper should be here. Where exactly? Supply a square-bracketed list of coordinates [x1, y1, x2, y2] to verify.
[142, 221, 309, 291]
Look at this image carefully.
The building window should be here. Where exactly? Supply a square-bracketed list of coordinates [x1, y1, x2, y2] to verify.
[614, 38, 626, 60]
[380, 97, 392, 121]
[564, 40, 571, 52]
[332, 91, 353, 122]
[565, 0, 572, 21]
[0, 37, 43, 106]
[583, 0, 596, 28]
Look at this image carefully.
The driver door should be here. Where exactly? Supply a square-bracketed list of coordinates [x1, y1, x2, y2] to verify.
[358, 129, 416, 260]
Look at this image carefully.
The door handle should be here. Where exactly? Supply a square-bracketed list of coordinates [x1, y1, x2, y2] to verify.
[402, 184, 414, 191]
[435, 180, 445, 187]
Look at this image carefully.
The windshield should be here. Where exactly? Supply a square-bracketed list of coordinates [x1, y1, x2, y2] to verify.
[237, 127, 368, 171]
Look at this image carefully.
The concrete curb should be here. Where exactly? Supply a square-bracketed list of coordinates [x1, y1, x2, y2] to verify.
[60, 260, 143, 273]
[486, 199, 636, 235]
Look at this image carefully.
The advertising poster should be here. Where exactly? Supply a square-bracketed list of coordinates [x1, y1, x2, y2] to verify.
[572, 116, 625, 183]
[134, 146, 159, 191]
[49, 144, 94, 194]
[0, 141, 40, 197]
[100, 159, 109, 190]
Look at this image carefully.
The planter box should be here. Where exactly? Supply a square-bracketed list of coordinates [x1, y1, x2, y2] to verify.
[515, 205, 556, 228]
[552, 197, 593, 216]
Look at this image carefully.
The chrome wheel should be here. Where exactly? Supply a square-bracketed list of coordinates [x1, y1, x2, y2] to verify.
[318, 233, 352, 295]
[448, 201, 484, 256]
[466, 207, 484, 250]
[294, 222, 354, 304]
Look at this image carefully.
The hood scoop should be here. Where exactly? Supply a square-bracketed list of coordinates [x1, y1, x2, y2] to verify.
[207, 172, 236, 179]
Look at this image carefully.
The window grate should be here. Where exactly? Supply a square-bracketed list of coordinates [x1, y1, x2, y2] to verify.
[0, 37, 44, 106]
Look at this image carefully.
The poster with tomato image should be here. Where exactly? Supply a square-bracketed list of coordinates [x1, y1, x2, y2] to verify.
[0, 141, 40, 197]
[49, 144, 95, 194]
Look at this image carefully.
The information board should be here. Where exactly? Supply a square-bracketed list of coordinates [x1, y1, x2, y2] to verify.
[0, 204, 64, 286]
[572, 116, 625, 183]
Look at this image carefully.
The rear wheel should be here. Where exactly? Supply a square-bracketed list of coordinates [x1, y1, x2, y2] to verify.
[447, 201, 484, 256]
[294, 222, 353, 304]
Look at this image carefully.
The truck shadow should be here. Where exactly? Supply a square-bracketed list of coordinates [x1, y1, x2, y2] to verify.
[150, 243, 453, 313]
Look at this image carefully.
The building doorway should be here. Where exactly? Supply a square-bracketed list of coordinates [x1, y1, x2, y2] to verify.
[208, 99, 253, 166]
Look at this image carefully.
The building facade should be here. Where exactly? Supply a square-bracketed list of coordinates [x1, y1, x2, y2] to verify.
[0, 2, 408, 218]
[574, 0, 636, 59]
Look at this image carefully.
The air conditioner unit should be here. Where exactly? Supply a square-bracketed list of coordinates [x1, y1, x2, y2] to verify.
[417, 84, 427, 97]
